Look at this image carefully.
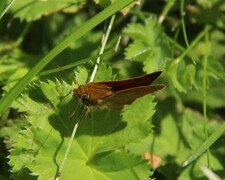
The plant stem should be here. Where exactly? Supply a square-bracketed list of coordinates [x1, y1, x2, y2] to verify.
[89, 15, 116, 82]
[57, 14, 116, 179]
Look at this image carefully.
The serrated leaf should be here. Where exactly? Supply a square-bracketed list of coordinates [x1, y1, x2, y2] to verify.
[124, 23, 148, 40]
[74, 66, 89, 85]
[168, 60, 186, 92]
[167, 59, 196, 93]
[125, 41, 153, 61]
[124, 17, 199, 93]
[9, 128, 36, 172]
[94, 63, 115, 82]
[124, 19, 172, 72]
[207, 56, 225, 82]
[0, 118, 28, 149]
[9, 68, 156, 179]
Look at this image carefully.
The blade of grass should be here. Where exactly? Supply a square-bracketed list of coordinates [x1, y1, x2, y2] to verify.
[0, 0, 14, 19]
[182, 121, 225, 167]
[0, 0, 135, 115]
[39, 50, 114, 77]
[0, 50, 114, 86]
[0, 0, 7, 17]
[203, 25, 210, 167]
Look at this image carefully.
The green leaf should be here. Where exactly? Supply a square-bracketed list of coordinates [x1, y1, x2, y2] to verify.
[168, 60, 196, 93]
[93, 63, 115, 82]
[9, 67, 156, 179]
[10, 0, 86, 22]
[150, 99, 225, 178]
[125, 41, 153, 62]
[124, 19, 172, 72]
[89, 150, 150, 179]
[0, 118, 28, 149]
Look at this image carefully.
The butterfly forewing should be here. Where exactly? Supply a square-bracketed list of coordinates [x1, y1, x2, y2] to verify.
[95, 71, 162, 92]
[100, 84, 165, 109]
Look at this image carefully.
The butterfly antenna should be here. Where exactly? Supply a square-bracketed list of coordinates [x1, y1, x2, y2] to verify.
[57, 65, 80, 97]
[57, 65, 72, 82]
[57, 65, 79, 85]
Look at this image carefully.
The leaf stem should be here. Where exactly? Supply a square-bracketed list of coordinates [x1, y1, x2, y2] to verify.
[172, 25, 212, 66]
[57, 124, 78, 177]
[180, 0, 196, 64]
[57, 105, 86, 179]
[158, 0, 176, 24]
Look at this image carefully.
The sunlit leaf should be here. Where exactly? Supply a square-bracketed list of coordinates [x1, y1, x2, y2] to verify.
[10, 0, 86, 22]
[124, 19, 172, 72]
[9, 66, 156, 179]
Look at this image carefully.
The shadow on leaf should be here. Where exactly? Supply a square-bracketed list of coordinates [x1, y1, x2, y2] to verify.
[49, 98, 127, 137]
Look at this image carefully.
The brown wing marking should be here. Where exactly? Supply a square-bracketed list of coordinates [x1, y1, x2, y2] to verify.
[95, 71, 162, 92]
[100, 84, 165, 109]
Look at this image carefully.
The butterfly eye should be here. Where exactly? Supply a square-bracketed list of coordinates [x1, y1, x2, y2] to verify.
[81, 94, 89, 104]
[73, 85, 85, 98]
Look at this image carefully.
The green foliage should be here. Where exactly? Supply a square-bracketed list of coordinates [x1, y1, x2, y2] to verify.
[152, 100, 225, 178]
[0, 0, 134, 115]
[0, 0, 225, 179]
[9, 66, 154, 179]
[10, 0, 86, 22]
[124, 19, 172, 73]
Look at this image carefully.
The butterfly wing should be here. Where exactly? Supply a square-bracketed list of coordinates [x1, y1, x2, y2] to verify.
[96, 71, 162, 92]
[100, 84, 165, 109]
[78, 71, 165, 107]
